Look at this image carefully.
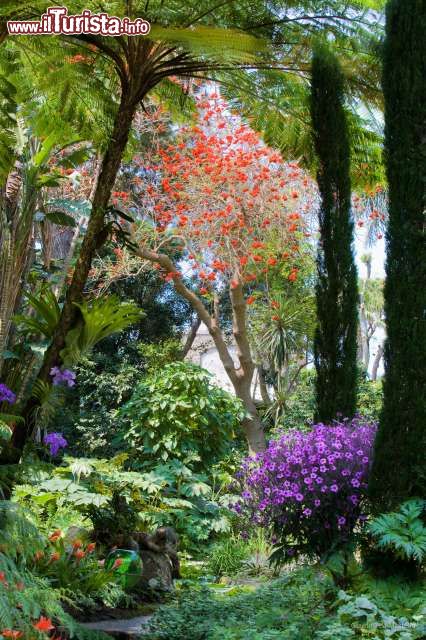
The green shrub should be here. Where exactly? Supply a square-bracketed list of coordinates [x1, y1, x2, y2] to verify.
[146, 566, 426, 640]
[13, 455, 237, 553]
[316, 590, 426, 640]
[0, 501, 111, 639]
[367, 499, 426, 565]
[119, 362, 246, 472]
[277, 369, 383, 432]
[207, 538, 249, 577]
[146, 568, 330, 640]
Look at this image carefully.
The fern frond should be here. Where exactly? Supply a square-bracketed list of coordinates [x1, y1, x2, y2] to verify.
[368, 499, 426, 563]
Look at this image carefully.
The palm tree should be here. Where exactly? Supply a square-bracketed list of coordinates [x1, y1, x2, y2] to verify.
[0, 0, 387, 456]
[0, 0, 274, 455]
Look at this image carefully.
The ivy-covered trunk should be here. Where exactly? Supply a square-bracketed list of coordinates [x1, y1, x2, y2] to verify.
[369, 0, 426, 510]
[310, 46, 359, 423]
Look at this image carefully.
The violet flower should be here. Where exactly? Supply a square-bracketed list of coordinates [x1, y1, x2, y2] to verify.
[43, 432, 68, 456]
[50, 367, 76, 388]
[234, 417, 377, 560]
[0, 383, 16, 405]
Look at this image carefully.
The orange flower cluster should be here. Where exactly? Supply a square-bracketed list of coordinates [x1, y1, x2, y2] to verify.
[137, 93, 317, 308]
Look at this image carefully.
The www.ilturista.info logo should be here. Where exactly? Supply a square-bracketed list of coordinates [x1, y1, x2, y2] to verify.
[7, 6, 151, 36]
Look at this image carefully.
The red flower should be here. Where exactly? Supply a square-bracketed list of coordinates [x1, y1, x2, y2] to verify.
[112, 558, 123, 570]
[33, 617, 54, 632]
[87, 542, 96, 553]
[1, 630, 23, 638]
[49, 529, 62, 542]
[74, 549, 86, 561]
[246, 296, 256, 305]
[272, 315, 280, 321]
[50, 552, 60, 563]
[288, 270, 298, 282]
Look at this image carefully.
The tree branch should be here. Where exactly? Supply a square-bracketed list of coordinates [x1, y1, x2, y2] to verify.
[229, 276, 255, 382]
[133, 245, 239, 385]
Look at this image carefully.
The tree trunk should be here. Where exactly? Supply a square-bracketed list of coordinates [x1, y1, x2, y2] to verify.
[181, 315, 201, 358]
[371, 344, 383, 382]
[241, 411, 266, 455]
[234, 382, 266, 454]
[133, 246, 266, 454]
[11, 96, 137, 455]
[257, 365, 272, 406]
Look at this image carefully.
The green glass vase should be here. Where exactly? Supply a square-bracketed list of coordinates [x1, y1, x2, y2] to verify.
[105, 548, 143, 589]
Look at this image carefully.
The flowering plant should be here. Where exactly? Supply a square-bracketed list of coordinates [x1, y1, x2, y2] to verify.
[43, 432, 68, 457]
[49, 366, 76, 387]
[31, 531, 119, 598]
[234, 417, 377, 563]
[0, 383, 16, 404]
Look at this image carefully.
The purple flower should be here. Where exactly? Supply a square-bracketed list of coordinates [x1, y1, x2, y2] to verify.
[0, 383, 16, 405]
[50, 367, 76, 388]
[43, 432, 68, 456]
[234, 417, 377, 561]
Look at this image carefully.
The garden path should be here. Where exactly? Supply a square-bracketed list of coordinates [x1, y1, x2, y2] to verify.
[82, 615, 152, 638]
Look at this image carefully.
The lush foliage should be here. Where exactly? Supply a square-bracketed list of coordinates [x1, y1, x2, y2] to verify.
[145, 566, 426, 640]
[235, 418, 376, 562]
[12, 454, 237, 552]
[119, 362, 246, 472]
[277, 370, 383, 431]
[367, 499, 426, 564]
[0, 501, 112, 639]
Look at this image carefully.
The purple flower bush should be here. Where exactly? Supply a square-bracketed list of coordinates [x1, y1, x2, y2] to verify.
[43, 432, 68, 456]
[0, 382, 16, 404]
[234, 417, 377, 562]
[50, 367, 76, 387]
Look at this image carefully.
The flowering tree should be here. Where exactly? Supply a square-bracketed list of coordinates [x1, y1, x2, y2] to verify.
[129, 93, 317, 452]
[235, 417, 376, 563]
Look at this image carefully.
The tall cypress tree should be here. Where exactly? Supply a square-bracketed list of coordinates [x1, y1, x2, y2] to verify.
[311, 46, 359, 423]
[369, 0, 426, 510]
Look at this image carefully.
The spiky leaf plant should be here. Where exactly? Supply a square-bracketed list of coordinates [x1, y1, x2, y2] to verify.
[368, 499, 426, 564]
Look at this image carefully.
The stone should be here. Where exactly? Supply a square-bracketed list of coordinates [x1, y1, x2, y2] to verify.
[139, 549, 174, 591]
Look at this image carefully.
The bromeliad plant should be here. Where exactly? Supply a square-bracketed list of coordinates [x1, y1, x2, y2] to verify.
[10, 291, 143, 442]
[235, 417, 377, 564]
